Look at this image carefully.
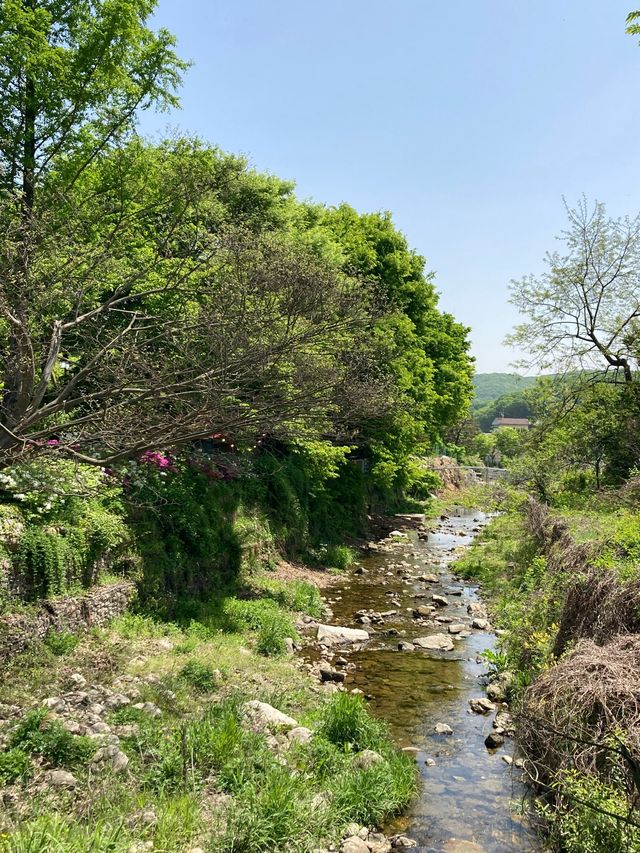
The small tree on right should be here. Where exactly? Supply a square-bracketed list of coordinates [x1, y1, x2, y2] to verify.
[507, 199, 640, 479]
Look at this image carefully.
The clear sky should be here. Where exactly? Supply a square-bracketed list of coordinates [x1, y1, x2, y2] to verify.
[140, 0, 640, 373]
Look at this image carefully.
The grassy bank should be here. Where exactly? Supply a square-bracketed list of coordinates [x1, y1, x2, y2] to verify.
[0, 567, 417, 853]
[453, 486, 640, 851]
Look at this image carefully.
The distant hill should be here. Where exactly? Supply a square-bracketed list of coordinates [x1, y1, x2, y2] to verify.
[472, 373, 538, 405]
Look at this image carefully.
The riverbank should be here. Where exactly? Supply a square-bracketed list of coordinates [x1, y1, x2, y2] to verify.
[454, 488, 640, 852]
[0, 519, 424, 852]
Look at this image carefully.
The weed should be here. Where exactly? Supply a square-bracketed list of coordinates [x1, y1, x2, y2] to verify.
[0, 815, 129, 853]
[178, 660, 218, 694]
[221, 765, 318, 852]
[317, 692, 385, 752]
[8, 709, 95, 769]
[0, 747, 32, 784]
[43, 631, 79, 656]
[329, 751, 417, 826]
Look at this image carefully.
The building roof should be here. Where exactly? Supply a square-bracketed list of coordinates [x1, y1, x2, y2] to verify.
[491, 417, 531, 426]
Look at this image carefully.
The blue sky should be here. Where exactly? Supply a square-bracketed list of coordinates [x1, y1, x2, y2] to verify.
[140, 0, 640, 372]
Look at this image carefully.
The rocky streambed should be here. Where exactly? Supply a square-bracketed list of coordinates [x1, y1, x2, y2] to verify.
[300, 508, 539, 853]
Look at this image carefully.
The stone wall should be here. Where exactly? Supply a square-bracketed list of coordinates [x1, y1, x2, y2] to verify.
[0, 581, 135, 664]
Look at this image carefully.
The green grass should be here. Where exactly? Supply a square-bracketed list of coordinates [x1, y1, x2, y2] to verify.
[317, 692, 385, 752]
[0, 569, 417, 853]
[0, 747, 32, 784]
[177, 659, 219, 693]
[8, 710, 95, 769]
[43, 631, 79, 656]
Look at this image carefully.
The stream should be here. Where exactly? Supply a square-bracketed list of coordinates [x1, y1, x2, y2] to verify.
[304, 507, 539, 853]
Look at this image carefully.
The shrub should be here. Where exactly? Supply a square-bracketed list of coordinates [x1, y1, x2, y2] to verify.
[178, 660, 218, 694]
[8, 709, 95, 769]
[254, 614, 290, 656]
[14, 528, 76, 599]
[221, 765, 317, 852]
[329, 751, 417, 826]
[317, 693, 385, 752]
[0, 747, 32, 784]
[223, 598, 296, 656]
[540, 769, 640, 853]
[256, 577, 323, 619]
[44, 630, 79, 656]
[320, 545, 355, 572]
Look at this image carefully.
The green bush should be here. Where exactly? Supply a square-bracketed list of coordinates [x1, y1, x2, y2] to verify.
[223, 598, 296, 656]
[14, 528, 77, 599]
[178, 660, 218, 694]
[221, 765, 318, 853]
[44, 630, 79, 656]
[540, 770, 640, 853]
[329, 751, 417, 826]
[0, 747, 32, 784]
[317, 693, 385, 752]
[255, 577, 323, 619]
[8, 709, 95, 769]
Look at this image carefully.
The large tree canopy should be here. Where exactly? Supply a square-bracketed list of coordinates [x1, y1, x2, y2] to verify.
[0, 1, 473, 476]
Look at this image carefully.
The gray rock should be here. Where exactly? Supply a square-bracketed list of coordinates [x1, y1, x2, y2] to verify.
[341, 837, 370, 853]
[316, 624, 369, 644]
[48, 770, 77, 788]
[472, 618, 490, 630]
[287, 726, 313, 744]
[92, 744, 129, 772]
[413, 634, 454, 652]
[132, 701, 161, 717]
[398, 641, 415, 651]
[42, 697, 67, 713]
[391, 836, 417, 848]
[484, 731, 505, 749]
[469, 697, 496, 715]
[243, 700, 298, 731]
[354, 749, 383, 769]
[368, 832, 392, 853]
[434, 722, 453, 735]
[448, 623, 465, 634]
[319, 666, 346, 683]
[104, 693, 130, 710]
[432, 594, 449, 607]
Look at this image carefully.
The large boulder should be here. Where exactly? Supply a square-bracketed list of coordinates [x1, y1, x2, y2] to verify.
[317, 624, 369, 644]
[243, 700, 298, 732]
[413, 634, 454, 652]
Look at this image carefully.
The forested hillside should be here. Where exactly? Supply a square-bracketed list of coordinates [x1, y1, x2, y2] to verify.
[472, 373, 537, 405]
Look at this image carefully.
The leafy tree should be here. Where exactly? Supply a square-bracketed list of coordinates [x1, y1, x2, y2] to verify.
[507, 199, 640, 479]
[507, 199, 640, 386]
[320, 205, 473, 489]
[0, 5, 385, 468]
[494, 426, 523, 460]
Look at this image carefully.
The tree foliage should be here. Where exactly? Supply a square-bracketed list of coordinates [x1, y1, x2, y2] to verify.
[507, 199, 640, 386]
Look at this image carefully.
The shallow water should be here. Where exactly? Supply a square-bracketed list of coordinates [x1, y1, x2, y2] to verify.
[309, 508, 539, 852]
